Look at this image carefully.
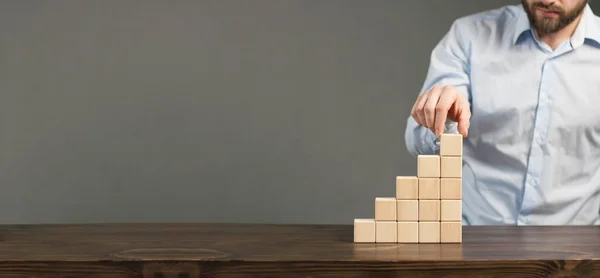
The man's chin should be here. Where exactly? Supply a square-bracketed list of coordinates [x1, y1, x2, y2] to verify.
[532, 18, 561, 34]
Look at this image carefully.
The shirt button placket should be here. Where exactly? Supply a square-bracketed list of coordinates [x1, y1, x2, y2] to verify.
[519, 60, 553, 224]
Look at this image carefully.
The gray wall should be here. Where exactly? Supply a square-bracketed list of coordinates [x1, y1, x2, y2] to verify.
[0, 0, 582, 224]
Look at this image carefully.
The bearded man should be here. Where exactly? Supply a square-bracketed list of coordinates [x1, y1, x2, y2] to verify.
[405, 0, 600, 225]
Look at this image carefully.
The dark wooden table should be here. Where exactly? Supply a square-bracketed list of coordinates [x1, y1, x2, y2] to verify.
[0, 223, 599, 277]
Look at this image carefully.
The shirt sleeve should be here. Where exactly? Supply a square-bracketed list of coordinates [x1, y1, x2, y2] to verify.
[404, 19, 472, 157]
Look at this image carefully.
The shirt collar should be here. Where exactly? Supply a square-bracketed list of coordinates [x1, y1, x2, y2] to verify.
[513, 4, 600, 47]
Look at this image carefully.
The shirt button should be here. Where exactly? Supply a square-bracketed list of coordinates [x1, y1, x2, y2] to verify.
[537, 137, 543, 145]
[528, 179, 535, 186]
[519, 216, 528, 224]
[542, 95, 548, 101]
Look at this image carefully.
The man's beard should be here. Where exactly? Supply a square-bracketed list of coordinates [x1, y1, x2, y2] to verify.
[521, 0, 588, 35]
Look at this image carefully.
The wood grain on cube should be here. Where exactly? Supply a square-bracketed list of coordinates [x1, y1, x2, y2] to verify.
[441, 200, 462, 222]
[418, 178, 440, 199]
[396, 176, 418, 199]
[397, 222, 419, 243]
[354, 219, 375, 243]
[418, 155, 440, 178]
[419, 222, 440, 243]
[397, 200, 418, 222]
[375, 198, 396, 221]
[441, 178, 462, 199]
[440, 133, 463, 156]
[418, 200, 440, 221]
[376, 221, 397, 243]
[441, 156, 462, 178]
[441, 221, 462, 243]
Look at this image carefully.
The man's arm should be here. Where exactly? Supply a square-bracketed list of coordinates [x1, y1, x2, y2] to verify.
[405, 19, 472, 157]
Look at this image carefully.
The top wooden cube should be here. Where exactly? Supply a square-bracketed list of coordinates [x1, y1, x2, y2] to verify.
[440, 133, 462, 156]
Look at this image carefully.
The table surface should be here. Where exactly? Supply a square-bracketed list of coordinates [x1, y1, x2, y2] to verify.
[0, 222, 599, 261]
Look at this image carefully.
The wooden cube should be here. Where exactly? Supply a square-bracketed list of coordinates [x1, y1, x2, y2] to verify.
[441, 156, 462, 178]
[441, 178, 462, 199]
[376, 221, 397, 243]
[418, 155, 440, 178]
[397, 200, 418, 221]
[375, 198, 396, 221]
[440, 222, 462, 243]
[440, 133, 463, 156]
[397, 222, 419, 243]
[419, 222, 440, 243]
[418, 200, 440, 221]
[354, 219, 376, 243]
[418, 178, 440, 199]
[441, 200, 462, 222]
[396, 176, 418, 200]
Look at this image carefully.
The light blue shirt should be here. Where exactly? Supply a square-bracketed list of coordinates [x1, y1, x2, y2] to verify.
[405, 4, 600, 225]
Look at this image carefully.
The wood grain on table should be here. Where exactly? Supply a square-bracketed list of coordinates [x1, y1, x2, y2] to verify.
[0, 223, 599, 277]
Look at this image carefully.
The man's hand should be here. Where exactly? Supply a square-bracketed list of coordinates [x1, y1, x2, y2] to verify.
[410, 85, 471, 138]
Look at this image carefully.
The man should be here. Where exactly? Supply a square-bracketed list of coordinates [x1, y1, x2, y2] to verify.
[405, 0, 600, 225]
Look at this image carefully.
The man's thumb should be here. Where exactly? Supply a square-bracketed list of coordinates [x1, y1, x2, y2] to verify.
[457, 114, 470, 137]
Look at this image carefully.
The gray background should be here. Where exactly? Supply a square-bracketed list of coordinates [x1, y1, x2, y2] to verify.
[1, 0, 593, 225]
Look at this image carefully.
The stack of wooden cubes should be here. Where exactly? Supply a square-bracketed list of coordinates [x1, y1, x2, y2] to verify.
[354, 133, 463, 243]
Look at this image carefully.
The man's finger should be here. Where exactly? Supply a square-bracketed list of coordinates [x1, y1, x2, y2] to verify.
[457, 106, 471, 137]
[434, 88, 458, 137]
[423, 85, 442, 133]
[414, 90, 430, 126]
[411, 93, 425, 125]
